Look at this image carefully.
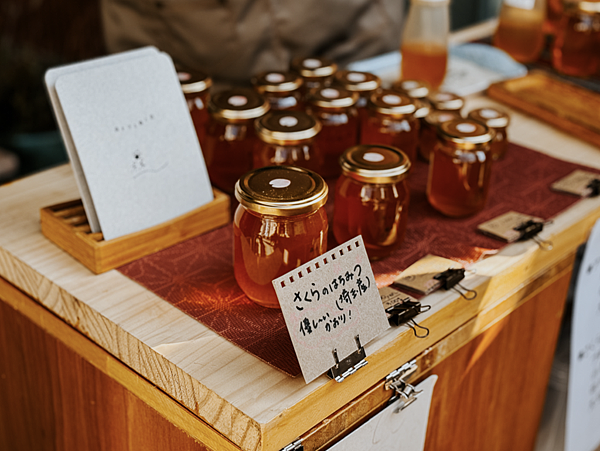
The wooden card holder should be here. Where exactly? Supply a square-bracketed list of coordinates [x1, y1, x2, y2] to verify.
[40, 189, 230, 274]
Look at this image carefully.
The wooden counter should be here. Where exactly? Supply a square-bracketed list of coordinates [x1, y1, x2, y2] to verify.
[1, 92, 599, 451]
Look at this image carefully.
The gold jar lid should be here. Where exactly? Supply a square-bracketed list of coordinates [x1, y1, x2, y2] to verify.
[414, 99, 431, 119]
[252, 71, 303, 94]
[439, 119, 494, 150]
[424, 110, 461, 126]
[308, 86, 359, 109]
[428, 91, 464, 112]
[235, 166, 328, 216]
[255, 111, 321, 144]
[368, 90, 417, 117]
[340, 145, 411, 184]
[467, 107, 510, 129]
[391, 79, 430, 99]
[208, 88, 270, 121]
[176, 68, 212, 94]
[291, 56, 338, 79]
[334, 70, 381, 93]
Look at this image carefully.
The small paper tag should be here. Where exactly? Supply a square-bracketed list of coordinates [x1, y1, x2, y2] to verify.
[478, 211, 543, 242]
[273, 236, 390, 384]
[379, 286, 419, 311]
[394, 255, 462, 295]
[551, 170, 600, 198]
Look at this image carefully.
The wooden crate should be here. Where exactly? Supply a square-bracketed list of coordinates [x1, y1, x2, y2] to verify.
[40, 189, 230, 274]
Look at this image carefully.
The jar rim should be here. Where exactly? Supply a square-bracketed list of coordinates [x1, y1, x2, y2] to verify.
[334, 70, 381, 93]
[308, 86, 359, 109]
[291, 56, 338, 78]
[176, 68, 212, 94]
[392, 79, 430, 99]
[252, 71, 303, 93]
[255, 111, 322, 144]
[368, 90, 416, 116]
[427, 91, 464, 111]
[439, 119, 494, 149]
[208, 88, 270, 121]
[468, 107, 510, 128]
[340, 144, 411, 183]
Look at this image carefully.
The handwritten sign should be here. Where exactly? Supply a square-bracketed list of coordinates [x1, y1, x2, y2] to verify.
[273, 236, 389, 384]
[566, 220, 600, 451]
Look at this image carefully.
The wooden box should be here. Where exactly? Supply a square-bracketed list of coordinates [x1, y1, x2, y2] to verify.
[39, 189, 230, 274]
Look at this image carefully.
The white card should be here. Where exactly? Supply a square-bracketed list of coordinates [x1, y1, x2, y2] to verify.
[566, 220, 600, 451]
[273, 236, 390, 384]
[53, 52, 213, 240]
[327, 375, 438, 451]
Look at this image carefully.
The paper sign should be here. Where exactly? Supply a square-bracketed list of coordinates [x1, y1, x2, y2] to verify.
[273, 236, 390, 384]
[566, 220, 600, 451]
[327, 375, 438, 451]
[552, 170, 600, 198]
[394, 255, 462, 295]
[478, 211, 543, 243]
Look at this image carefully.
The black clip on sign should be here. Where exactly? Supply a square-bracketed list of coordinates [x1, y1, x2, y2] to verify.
[587, 179, 600, 197]
[386, 301, 431, 338]
[327, 335, 368, 383]
[514, 219, 553, 250]
[434, 268, 477, 300]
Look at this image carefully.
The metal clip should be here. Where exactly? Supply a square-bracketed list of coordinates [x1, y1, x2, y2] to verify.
[514, 220, 553, 250]
[586, 178, 600, 197]
[327, 335, 368, 383]
[434, 268, 477, 300]
[385, 360, 422, 412]
[280, 439, 303, 451]
[385, 300, 431, 337]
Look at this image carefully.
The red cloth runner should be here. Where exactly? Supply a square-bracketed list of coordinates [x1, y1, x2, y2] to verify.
[118, 143, 597, 376]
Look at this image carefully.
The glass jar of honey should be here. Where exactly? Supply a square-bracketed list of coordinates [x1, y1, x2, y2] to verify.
[427, 91, 464, 113]
[254, 110, 322, 172]
[552, 1, 600, 77]
[290, 56, 338, 98]
[467, 108, 510, 160]
[177, 68, 212, 150]
[494, 0, 546, 63]
[360, 90, 419, 165]
[251, 71, 304, 111]
[307, 86, 359, 178]
[427, 119, 495, 217]
[419, 110, 461, 162]
[333, 145, 411, 260]
[392, 79, 431, 101]
[233, 166, 329, 308]
[204, 89, 270, 193]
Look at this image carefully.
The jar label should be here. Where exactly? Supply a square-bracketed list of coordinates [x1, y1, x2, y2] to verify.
[480, 109, 500, 119]
[551, 169, 600, 197]
[279, 116, 299, 127]
[382, 94, 402, 105]
[478, 211, 542, 242]
[228, 95, 248, 107]
[363, 152, 385, 163]
[266, 72, 286, 83]
[456, 123, 477, 133]
[269, 178, 292, 188]
[303, 58, 322, 69]
[321, 88, 340, 99]
[347, 72, 367, 83]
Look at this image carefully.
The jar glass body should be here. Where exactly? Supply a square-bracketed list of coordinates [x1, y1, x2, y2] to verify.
[310, 106, 359, 178]
[552, 10, 600, 77]
[333, 175, 410, 260]
[427, 142, 493, 217]
[494, 0, 546, 63]
[184, 90, 210, 150]
[253, 140, 322, 173]
[203, 117, 260, 193]
[360, 113, 420, 164]
[490, 126, 508, 160]
[401, 0, 449, 89]
[233, 206, 328, 308]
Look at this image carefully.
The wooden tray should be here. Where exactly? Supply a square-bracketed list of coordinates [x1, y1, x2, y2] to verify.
[488, 71, 600, 149]
[40, 189, 230, 274]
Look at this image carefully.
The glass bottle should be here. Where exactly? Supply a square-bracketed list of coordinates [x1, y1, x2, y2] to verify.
[254, 110, 322, 172]
[251, 71, 304, 111]
[360, 90, 419, 165]
[333, 145, 411, 261]
[307, 86, 359, 178]
[400, 0, 450, 90]
[204, 88, 269, 193]
[290, 56, 338, 98]
[419, 110, 461, 162]
[467, 107, 510, 160]
[177, 68, 212, 150]
[233, 166, 329, 308]
[494, 0, 546, 63]
[427, 119, 495, 217]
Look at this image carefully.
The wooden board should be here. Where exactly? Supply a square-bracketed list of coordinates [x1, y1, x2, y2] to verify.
[488, 71, 600, 149]
[39, 190, 230, 274]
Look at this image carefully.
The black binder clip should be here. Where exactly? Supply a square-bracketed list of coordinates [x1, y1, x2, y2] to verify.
[327, 335, 368, 383]
[385, 300, 431, 338]
[586, 179, 600, 197]
[434, 268, 477, 300]
[514, 220, 553, 250]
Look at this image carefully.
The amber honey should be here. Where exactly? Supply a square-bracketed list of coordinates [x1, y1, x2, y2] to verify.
[494, 5, 545, 63]
[419, 110, 461, 162]
[233, 166, 328, 308]
[468, 108, 510, 160]
[427, 119, 494, 217]
[401, 42, 448, 90]
[333, 145, 411, 260]
[177, 68, 212, 150]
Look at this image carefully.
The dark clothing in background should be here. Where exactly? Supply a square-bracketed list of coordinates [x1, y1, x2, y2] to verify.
[101, 0, 403, 84]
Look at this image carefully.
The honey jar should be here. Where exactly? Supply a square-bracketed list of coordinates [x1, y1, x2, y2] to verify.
[290, 56, 338, 97]
[307, 86, 359, 178]
[204, 88, 270, 193]
[427, 91, 464, 114]
[467, 107, 510, 160]
[391, 79, 430, 101]
[333, 145, 411, 261]
[177, 68, 212, 150]
[419, 110, 461, 162]
[254, 110, 322, 172]
[360, 90, 419, 165]
[427, 119, 494, 217]
[251, 71, 303, 111]
[233, 166, 329, 308]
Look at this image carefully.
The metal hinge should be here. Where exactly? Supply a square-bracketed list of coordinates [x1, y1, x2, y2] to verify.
[384, 359, 421, 412]
[280, 439, 303, 451]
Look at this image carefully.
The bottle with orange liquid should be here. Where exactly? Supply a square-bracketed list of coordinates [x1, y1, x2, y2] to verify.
[494, 0, 546, 63]
[400, 0, 450, 90]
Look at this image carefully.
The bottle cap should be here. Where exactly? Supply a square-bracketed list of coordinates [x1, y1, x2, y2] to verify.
[176, 67, 212, 94]
[308, 86, 359, 109]
[252, 71, 303, 93]
[368, 90, 417, 117]
[291, 57, 338, 79]
[335, 70, 381, 93]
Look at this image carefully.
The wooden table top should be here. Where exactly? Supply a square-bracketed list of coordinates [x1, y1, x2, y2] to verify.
[1, 90, 600, 451]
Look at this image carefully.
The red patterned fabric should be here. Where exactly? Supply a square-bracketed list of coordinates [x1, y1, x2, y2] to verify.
[119, 143, 598, 376]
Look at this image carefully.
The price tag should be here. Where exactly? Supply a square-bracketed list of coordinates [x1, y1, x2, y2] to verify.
[551, 170, 600, 198]
[478, 211, 543, 242]
[394, 255, 462, 295]
[273, 236, 389, 384]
